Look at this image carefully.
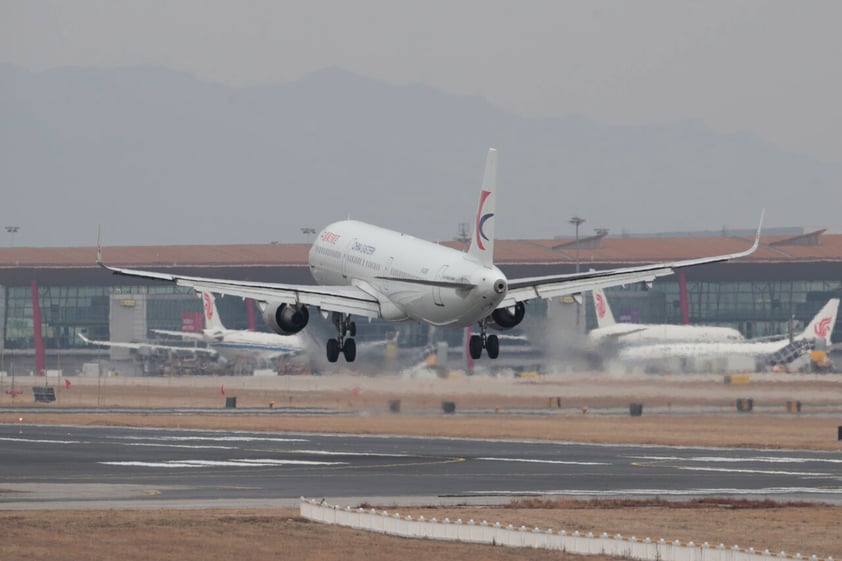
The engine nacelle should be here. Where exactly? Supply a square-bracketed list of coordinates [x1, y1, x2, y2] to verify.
[489, 302, 526, 330]
[262, 302, 310, 335]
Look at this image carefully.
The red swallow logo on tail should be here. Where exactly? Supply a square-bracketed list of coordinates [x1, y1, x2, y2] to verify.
[475, 190, 493, 250]
[595, 293, 606, 318]
[203, 293, 214, 321]
[814, 317, 832, 338]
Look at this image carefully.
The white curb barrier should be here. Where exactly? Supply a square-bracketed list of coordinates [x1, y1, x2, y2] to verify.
[300, 498, 831, 561]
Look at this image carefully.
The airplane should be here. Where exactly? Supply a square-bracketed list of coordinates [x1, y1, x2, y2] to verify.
[588, 286, 745, 347]
[79, 290, 307, 362]
[616, 298, 840, 369]
[98, 148, 763, 363]
[152, 290, 308, 361]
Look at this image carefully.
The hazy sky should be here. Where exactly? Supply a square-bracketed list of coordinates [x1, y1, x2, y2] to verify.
[2, 0, 841, 163]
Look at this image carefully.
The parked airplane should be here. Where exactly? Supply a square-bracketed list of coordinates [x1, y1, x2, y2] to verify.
[152, 291, 307, 361]
[98, 148, 762, 363]
[616, 298, 839, 369]
[588, 286, 744, 346]
[79, 290, 307, 362]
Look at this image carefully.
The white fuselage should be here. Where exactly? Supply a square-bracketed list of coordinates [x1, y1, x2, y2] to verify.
[618, 338, 792, 362]
[589, 324, 745, 347]
[204, 329, 306, 361]
[308, 220, 507, 327]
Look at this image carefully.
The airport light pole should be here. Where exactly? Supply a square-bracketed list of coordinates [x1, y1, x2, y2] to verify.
[454, 222, 471, 248]
[569, 216, 585, 273]
[300, 227, 316, 244]
[5, 226, 19, 248]
[569, 216, 585, 328]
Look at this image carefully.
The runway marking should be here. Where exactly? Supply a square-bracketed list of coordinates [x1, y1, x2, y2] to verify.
[629, 455, 841, 476]
[113, 435, 309, 443]
[124, 443, 236, 450]
[314, 456, 467, 471]
[234, 459, 347, 466]
[676, 466, 835, 477]
[476, 457, 609, 466]
[287, 449, 411, 457]
[630, 455, 842, 464]
[0, 437, 81, 444]
[100, 458, 346, 469]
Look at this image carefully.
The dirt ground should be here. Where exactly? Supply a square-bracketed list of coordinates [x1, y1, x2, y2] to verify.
[1, 508, 606, 561]
[2, 372, 841, 450]
[2, 372, 841, 559]
[2, 501, 839, 561]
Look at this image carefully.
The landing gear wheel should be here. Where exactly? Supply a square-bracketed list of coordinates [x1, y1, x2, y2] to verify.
[328, 312, 359, 363]
[469, 335, 483, 360]
[343, 338, 357, 362]
[486, 334, 500, 359]
[326, 338, 340, 363]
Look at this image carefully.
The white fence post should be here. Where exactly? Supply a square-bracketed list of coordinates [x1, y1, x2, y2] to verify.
[298, 498, 827, 561]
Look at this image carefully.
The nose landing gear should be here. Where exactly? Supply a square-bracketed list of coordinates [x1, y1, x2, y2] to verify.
[468, 320, 500, 360]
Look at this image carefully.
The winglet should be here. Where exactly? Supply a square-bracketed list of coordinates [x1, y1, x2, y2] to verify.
[723, 208, 765, 261]
[751, 208, 765, 252]
[467, 148, 497, 266]
[96, 225, 104, 266]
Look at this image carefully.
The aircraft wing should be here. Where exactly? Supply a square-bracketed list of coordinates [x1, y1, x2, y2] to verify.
[78, 333, 217, 356]
[499, 213, 762, 308]
[98, 260, 382, 319]
[151, 329, 206, 341]
[98, 210, 761, 319]
[591, 325, 651, 342]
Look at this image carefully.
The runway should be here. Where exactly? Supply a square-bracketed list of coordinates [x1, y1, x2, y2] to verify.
[1, 424, 840, 509]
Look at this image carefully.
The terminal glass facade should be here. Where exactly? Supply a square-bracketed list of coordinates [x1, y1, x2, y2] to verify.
[2, 277, 841, 354]
[589, 279, 842, 341]
[2, 285, 201, 350]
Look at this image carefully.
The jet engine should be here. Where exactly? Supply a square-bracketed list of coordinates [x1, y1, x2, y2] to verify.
[262, 302, 309, 335]
[489, 301, 525, 330]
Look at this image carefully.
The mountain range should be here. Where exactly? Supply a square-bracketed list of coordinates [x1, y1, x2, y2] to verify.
[2, 64, 840, 247]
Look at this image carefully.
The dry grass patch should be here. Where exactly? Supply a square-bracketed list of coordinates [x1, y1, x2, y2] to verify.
[6, 503, 836, 561]
[6, 500, 825, 560]
[503, 497, 818, 509]
[390, 498, 840, 558]
[1, 508, 612, 561]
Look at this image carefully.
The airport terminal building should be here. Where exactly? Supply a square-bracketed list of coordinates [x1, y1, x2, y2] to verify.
[1, 228, 841, 374]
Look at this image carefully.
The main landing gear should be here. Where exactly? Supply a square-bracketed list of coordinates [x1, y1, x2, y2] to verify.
[326, 312, 357, 363]
[468, 320, 499, 360]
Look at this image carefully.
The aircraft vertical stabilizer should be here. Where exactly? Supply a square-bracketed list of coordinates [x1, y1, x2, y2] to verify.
[592, 287, 617, 327]
[799, 298, 840, 346]
[467, 148, 497, 267]
[201, 291, 226, 333]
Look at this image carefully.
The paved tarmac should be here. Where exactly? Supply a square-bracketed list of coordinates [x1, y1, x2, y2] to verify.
[1, 423, 840, 509]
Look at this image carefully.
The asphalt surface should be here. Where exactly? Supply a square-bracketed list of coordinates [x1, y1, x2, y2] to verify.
[1, 423, 841, 509]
